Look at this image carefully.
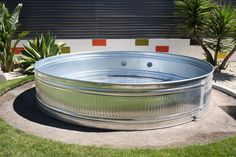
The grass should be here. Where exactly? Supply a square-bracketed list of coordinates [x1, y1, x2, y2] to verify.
[0, 77, 236, 156]
[0, 75, 34, 95]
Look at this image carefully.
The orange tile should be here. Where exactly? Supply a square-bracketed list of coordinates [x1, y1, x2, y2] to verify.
[11, 47, 24, 54]
[92, 39, 106, 46]
[155, 46, 169, 52]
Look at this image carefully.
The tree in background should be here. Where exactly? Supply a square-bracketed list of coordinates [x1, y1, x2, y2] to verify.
[175, 0, 236, 71]
[0, 3, 29, 72]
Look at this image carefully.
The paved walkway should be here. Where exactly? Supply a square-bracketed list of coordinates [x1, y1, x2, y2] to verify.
[214, 62, 236, 90]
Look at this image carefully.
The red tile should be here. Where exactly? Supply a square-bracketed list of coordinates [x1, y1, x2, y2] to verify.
[155, 46, 169, 52]
[11, 47, 24, 54]
[92, 39, 106, 46]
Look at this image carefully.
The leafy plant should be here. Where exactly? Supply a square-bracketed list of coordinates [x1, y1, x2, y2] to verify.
[215, 5, 236, 70]
[0, 3, 29, 72]
[175, 0, 215, 63]
[18, 33, 65, 74]
[175, 0, 236, 71]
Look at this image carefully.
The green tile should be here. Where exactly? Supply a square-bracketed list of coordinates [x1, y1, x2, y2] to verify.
[135, 39, 149, 46]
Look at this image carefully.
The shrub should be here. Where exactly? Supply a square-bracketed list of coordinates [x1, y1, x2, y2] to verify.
[17, 33, 65, 74]
[0, 3, 29, 72]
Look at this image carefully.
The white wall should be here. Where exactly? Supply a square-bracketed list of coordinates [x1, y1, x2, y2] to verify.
[14, 39, 236, 61]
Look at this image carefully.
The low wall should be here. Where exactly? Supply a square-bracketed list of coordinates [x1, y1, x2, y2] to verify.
[14, 39, 236, 61]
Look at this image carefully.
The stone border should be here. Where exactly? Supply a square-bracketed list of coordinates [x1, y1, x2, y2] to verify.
[3, 71, 26, 80]
[212, 83, 236, 98]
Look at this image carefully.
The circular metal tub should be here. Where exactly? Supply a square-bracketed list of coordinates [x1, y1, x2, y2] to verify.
[35, 51, 214, 130]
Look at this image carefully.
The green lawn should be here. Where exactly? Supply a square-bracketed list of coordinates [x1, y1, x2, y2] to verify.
[0, 76, 236, 157]
[0, 75, 34, 95]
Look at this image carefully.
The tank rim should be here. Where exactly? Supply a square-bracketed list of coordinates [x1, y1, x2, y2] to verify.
[34, 51, 214, 86]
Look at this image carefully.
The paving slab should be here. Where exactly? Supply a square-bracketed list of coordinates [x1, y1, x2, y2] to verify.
[214, 62, 236, 90]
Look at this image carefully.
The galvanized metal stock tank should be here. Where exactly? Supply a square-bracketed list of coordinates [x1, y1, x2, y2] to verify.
[35, 51, 214, 130]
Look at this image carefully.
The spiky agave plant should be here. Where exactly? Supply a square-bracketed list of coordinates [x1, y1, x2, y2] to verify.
[18, 33, 65, 74]
[0, 3, 29, 72]
[214, 4, 236, 70]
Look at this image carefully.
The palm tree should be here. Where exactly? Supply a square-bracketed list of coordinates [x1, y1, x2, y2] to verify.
[205, 4, 236, 69]
[175, 0, 215, 64]
[217, 5, 236, 70]
[175, 0, 236, 71]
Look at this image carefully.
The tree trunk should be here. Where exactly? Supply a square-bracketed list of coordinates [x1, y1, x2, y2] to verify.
[195, 37, 214, 65]
[214, 38, 221, 66]
[5, 58, 14, 72]
[1, 58, 14, 72]
[1, 61, 5, 72]
[6, 43, 13, 72]
[219, 45, 236, 70]
[1, 43, 14, 72]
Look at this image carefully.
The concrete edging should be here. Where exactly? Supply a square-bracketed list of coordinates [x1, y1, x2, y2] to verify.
[212, 82, 236, 98]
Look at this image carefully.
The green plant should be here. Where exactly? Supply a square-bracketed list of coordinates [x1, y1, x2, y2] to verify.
[175, 0, 215, 64]
[0, 3, 29, 72]
[18, 33, 65, 74]
[216, 5, 236, 70]
[0, 75, 34, 95]
[175, 0, 236, 71]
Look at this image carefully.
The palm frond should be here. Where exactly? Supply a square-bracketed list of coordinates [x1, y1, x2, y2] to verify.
[0, 3, 27, 72]
[175, 0, 216, 38]
[205, 4, 236, 52]
[13, 31, 29, 48]
[8, 3, 22, 31]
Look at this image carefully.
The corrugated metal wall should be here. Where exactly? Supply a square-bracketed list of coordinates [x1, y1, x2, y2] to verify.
[3, 0, 236, 39]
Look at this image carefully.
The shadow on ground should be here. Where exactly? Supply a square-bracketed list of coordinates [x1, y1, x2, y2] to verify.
[213, 72, 236, 82]
[13, 88, 114, 132]
[220, 106, 236, 120]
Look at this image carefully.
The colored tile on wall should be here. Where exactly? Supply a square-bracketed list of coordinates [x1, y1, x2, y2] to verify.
[11, 47, 24, 54]
[61, 47, 71, 54]
[218, 52, 227, 59]
[135, 39, 149, 46]
[155, 46, 169, 52]
[92, 39, 106, 46]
